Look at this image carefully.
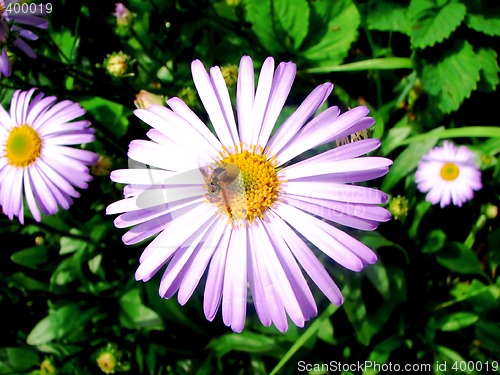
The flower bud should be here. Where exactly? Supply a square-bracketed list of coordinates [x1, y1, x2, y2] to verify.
[389, 195, 409, 220]
[134, 90, 165, 109]
[103, 51, 134, 78]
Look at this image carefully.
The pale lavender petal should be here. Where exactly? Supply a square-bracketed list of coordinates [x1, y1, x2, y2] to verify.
[269, 214, 343, 305]
[135, 203, 216, 281]
[35, 164, 73, 210]
[28, 164, 59, 215]
[209, 66, 239, 145]
[283, 196, 386, 231]
[23, 169, 41, 221]
[267, 83, 333, 156]
[262, 221, 318, 319]
[36, 158, 80, 198]
[204, 227, 232, 321]
[247, 229, 271, 326]
[122, 200, 204, 245]
[137, 106, 219, 162]
[274, 203, 364, 271]
[0, 48, 11, 77]
[191, 60, 235, 148]
[166, 97, 222, 153]
[283, 157, 392, 180]
[13, 37, 36, 58]
[256, 61, 296, 148]
[277, 106, 374, 164]
[248, 57, 274, 145]
[9, 14, 48, 28]
[159, 216, 218, 298]
[222, 227, 247, 332]
[177, 218, 227, 305]
[27, 96, 58, 127]
[250, 224, 288, 330]
[236, 55, 255, 144]
[114, 197, 204, 229]
[283, 181, 388, 204]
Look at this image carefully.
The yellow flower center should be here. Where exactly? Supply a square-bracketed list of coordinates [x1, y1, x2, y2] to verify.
[5, 124, 42, 167]
[440, 162, 460, 181]
[204, 145, 282, 225]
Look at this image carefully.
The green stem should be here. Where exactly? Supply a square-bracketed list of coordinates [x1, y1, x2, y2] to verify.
[269, 303, 339, 375]
[464, 214, 487, 249]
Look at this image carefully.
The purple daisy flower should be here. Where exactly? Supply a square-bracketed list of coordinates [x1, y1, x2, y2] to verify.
[416, 141, 482, 208]
[107, 56, 392, 332]
[0, 0, 49, 77]
[0, 88, 98, 224]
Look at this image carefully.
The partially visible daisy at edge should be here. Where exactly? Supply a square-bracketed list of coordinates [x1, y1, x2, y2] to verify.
[416, 140, 482, 208]
[0, 88, 98, 224]
[107, 55, 393, 332]
[0, 0, 49, 77]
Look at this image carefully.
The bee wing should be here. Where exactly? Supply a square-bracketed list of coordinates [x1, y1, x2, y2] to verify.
[197, 157, 212, 181]
[222, 165, 248, 218]
[130, 158, 206, 210]
[219, 163, 241, 185]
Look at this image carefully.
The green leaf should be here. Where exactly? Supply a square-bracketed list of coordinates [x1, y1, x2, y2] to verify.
[401, 126, 500, 145]
[365, 261, 390, 300]
[442, 279, 499, 312]
[27, 304, 100, 346]
[10, 246, 48, 270]
[408, 200, 432, 240]
[422, 229, 446, 254]
[381, 125, 412, 155]
[243, 0, 309, 54]
[434, 345, 467, 363]
[477, 48, 500, 92]
[465, 0, 500, 37]
[11, 272, 49, 291]
[59, 236, 87, 255]
[301, 0, 360, 66]
[365, 336, 404, 373]
[144, 281, 205, 334]
[316, 318, 335, 345]
[420, 40, 480, 113]
[269, 304, 338, 375]
[436, 241, 487, 277]
[50, 27, 78, 61]
[408, 0, 466, 49]
[27, 316, 55, 346]
[272, 0, 310, 51]
[381, 128, 442, 192]
[366, 0, 409, 34]
[242, 1, 280, 53]
[488, 228, 500, 273]
[0, 347, 39, 374]
[207, 332, 282, 358]
[304, 57, 412, 74]
[79, 97, 130, 137]
[119, 288, 164, 331]
[343, 278, 372, 346]
[475, 320, 500, 352]
[434, 312, 478, 331]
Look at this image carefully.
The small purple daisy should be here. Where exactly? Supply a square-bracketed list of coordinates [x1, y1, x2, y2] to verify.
[0, 0, 49, 77]
[416, 141, 482, 208]
[0, 88, 98, 223]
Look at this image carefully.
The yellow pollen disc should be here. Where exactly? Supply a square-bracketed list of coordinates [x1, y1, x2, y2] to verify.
[205, 145, 282, 225]
[5, 124, 42, 167]
[440, 162, 460, 181]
